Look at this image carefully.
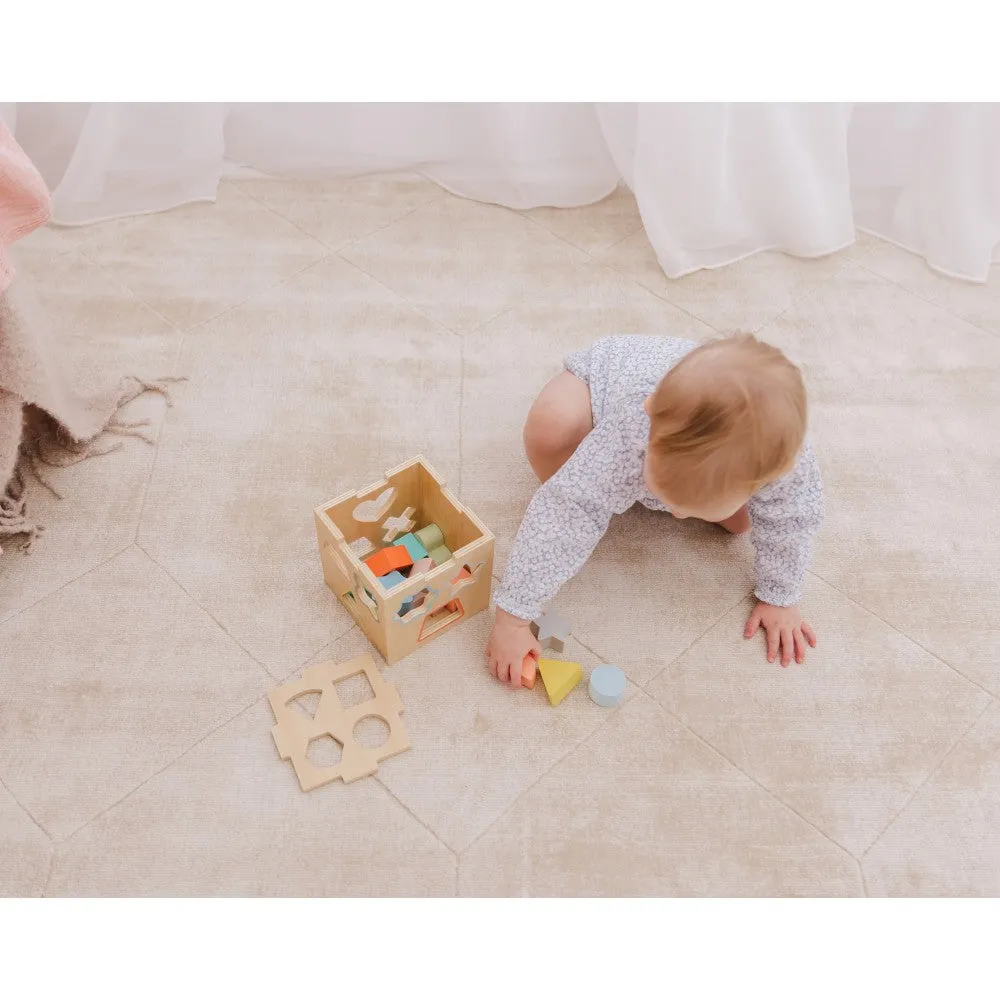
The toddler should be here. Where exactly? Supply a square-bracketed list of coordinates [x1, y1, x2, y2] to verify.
[486, 333, 823, 685]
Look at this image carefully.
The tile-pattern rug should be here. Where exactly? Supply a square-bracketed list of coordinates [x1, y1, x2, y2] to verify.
[2, 178, 998, 896]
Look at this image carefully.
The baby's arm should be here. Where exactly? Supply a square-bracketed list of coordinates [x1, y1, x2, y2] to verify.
[745, 442, 824, 664]
[748, 441, 824, 606]
[488, 405, 641, 684]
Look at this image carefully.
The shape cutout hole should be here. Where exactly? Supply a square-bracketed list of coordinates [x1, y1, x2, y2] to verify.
[352, 487, 396, 523]
[287, 690, 322, 718]
[418, 599, 464, 642]
[306, 733, 343, 768]
[356, 578, 380, 622]
[349, 537, 374, 558]
[396, 586, 436, 623]
[353, 715, 391, 750]
[333, 670, 377, 710]
[449, 563, 481, 594]
[381, 505, 416, 542]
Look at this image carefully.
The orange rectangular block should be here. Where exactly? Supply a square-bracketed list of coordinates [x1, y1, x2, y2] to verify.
[364, 544, 413, 579]
[521, 653, 537, 689]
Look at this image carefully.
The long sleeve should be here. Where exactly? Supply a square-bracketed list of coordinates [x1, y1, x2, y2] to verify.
[494, 403, 644, 622]
[747, 441, 824, 607]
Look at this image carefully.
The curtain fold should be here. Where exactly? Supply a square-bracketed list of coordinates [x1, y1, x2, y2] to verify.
[4, 103, 998, 282]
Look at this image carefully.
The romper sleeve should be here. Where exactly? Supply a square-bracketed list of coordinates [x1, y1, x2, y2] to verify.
[494, 403, 643, 622]
[747, 442, 825, 607]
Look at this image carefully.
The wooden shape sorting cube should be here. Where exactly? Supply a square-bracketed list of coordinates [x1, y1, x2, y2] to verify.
[315, 456, 495, 665]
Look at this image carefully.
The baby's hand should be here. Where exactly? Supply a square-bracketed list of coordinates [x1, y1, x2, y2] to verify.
[744, 601, 817, 667]
[486, 607, 542, 688]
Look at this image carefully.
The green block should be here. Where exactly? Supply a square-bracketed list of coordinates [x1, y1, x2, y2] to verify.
[396, 532, 428, 563]
[429, 544, 452, 566]
[414, 523, 443, 551]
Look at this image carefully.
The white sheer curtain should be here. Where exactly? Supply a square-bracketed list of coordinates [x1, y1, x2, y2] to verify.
[3, 102, 998, 282]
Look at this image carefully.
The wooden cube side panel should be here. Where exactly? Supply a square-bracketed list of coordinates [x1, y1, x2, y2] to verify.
[382, 534, 495, 664]
[315, 509, 391, 661]
[321, 459, 424, 553]
[315, 515, 349, 589]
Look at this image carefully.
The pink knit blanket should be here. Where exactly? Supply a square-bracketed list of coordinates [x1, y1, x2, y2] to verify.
[0, 119, 51, 293]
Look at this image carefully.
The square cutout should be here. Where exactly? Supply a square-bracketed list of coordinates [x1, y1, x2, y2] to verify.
[333, 669, 377, 710]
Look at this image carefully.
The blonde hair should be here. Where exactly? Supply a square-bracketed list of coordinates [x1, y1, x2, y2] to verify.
[646, 334, 807, 506]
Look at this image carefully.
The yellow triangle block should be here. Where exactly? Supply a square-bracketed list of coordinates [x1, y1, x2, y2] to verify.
[537, 658, 582, 707]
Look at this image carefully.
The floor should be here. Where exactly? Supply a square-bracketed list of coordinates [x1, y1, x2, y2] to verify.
[2, 175, 998, 897]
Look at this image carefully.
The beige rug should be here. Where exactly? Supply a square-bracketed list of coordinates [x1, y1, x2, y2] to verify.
[1, 176, 998, 896]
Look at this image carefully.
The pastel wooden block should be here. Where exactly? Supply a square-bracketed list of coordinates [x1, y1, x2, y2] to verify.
[414, 523, 444, 551]
[396, 532, 428, 563]
[588, 664, 626, 707]
[530, 611, 571, 653]
[409, 556, 435, 576]
[521, 653, 537, 689]
[364, 544, 413, 578]
[537, 658, 582, 707]
[429, 544, 452, 566]
[377, 570, 407, 590]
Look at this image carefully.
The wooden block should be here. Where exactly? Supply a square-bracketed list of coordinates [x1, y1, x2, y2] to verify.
[414, 523, 444, 551]
[364, 544, 413, 578]
[530, 611, 571, 653]
[409, 556, 435, 576]
[377, 570, 407, 590]
[537, 658, 582, 707]
[428, 544, 452, 566]
[588, 664, 626, 707]
[521, 653, 537, 689]
[396, 532, 428, 563]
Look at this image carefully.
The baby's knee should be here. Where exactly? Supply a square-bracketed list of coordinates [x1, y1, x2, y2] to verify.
[523, 374, 592, 456]
[523, 399, 587, 459]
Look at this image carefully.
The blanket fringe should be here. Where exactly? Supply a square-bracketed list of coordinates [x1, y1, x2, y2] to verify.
[2, 375, 186, 555]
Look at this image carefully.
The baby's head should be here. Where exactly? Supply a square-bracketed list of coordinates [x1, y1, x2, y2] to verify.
[643, 335, 807, 522]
